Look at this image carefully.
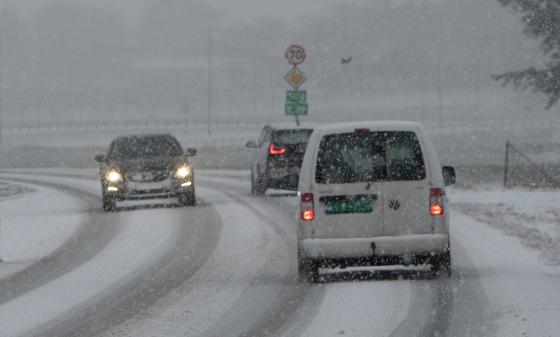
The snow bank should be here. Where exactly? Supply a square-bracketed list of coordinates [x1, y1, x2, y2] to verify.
[450, 187, 560, 265]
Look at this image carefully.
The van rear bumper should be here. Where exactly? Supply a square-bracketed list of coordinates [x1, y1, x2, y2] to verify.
[301, 234, 449, 259]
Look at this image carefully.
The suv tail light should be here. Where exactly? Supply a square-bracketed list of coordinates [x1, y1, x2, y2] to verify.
[269, 144, 287, 155]
[430, 188, 445, 216]
[301, 193, 315, 221]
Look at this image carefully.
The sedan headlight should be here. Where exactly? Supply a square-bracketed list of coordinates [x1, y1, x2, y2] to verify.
[105, 169, 123, 183]
[175, 165, 192, 179]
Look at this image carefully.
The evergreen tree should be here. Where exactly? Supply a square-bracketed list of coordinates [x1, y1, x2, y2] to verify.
[494, 0, 560, 108]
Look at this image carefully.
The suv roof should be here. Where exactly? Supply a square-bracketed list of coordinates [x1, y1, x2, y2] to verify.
[266, 123, 314, 131]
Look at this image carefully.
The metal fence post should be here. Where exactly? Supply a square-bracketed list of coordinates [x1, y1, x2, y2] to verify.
[0, 219, 3, 262]
[504, 140, 510, 188]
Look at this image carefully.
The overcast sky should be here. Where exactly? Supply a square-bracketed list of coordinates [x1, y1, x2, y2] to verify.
[1, 0, 369, 26]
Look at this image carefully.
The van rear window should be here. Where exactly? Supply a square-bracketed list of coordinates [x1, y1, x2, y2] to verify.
[315, 131, 426, 184]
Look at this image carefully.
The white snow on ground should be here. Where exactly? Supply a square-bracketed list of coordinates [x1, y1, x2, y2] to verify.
[447, 186, 560, 336]
[197, 175, 413, 337]
[2, 170, 560, 337]
[0, 181, 34, 200]
[0, 183, 82, 278]
[0, 174, 181, 337]
[0, 207, 178, 337]
[99, 186, 282, 337]
[290, 282, 411, 337]
[450, 187, 560, 265]
[452, 210, 560, 337]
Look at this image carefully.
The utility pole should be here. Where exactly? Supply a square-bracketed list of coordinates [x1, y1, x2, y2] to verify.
[436, 11, 443, 128]
[205, 14, 216, 136]
[0, 16, 4, 148]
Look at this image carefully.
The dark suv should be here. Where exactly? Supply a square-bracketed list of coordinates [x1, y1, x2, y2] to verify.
[95, 134, 197, 211]
[246, 124, 313, 195]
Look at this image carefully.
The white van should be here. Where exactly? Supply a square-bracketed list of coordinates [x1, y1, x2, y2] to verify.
[297, 121, 456, 281]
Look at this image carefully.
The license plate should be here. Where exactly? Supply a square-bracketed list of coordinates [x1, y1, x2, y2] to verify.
[322, 195, 375, 214]
[130, 181, 170, 192]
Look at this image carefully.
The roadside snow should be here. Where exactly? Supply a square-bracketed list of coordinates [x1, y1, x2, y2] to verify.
[449, 187, 560, 265]
[452, 210, 560, 337]
[0, 183, 81, 278]
[0, 181, 34, 200]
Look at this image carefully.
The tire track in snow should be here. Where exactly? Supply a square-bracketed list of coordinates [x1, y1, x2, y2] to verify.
[0, 173, 223, 337]
[197, 176, 326, 337]
[0, 176, 120, 305]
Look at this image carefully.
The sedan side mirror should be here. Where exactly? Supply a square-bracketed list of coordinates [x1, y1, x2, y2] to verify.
[246, 140, 257, 149]
[95, 154, 106, 163]
[185, 148, 197, 157]
[442, 166, 456, 186]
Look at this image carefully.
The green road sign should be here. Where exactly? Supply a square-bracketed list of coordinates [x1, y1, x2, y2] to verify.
[285, 103, 308, 116]
[286, 90, 307, 104]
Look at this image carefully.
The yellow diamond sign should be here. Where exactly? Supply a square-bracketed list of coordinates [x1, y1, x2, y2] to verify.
[284, 67, 308, 89]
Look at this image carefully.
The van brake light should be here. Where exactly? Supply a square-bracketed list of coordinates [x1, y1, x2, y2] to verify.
[430, 188, 445, 216]
[301, 193, 315, 221]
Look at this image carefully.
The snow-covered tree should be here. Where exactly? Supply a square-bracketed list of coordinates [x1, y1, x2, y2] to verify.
[494, 0, 560, 108]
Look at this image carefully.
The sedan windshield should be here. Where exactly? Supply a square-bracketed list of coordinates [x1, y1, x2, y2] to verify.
[109, 136, 183, 160]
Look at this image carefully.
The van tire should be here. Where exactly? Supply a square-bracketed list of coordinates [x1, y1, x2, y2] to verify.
[298, 257, 319, 283]
[432, 252, 452, 278]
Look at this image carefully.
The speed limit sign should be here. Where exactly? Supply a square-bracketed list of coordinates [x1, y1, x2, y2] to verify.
[285, 45, 306, 66]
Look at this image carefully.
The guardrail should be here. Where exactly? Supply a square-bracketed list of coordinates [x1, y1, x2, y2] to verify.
[2, 119, 557, 136]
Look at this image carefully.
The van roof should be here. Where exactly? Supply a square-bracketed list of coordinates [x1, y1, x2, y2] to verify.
[314, 121, 423, 134]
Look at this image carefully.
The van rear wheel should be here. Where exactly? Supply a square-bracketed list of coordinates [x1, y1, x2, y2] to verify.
[432, 252, 452, 278]
[298, 256, 319, 283]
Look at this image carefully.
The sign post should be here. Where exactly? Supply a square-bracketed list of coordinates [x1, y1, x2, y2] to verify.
[284, 45, 308, 126]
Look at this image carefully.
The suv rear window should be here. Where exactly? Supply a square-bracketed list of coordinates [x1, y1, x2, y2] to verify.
[315, 131, 425, 184]
[273, 129, 313, 144]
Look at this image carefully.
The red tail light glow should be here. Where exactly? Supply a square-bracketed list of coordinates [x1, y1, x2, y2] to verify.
[430, 188, 445, 216]
[301, 193, 315, 221]
[430, 204, 444, 216]
[302, 209, 315, 221]
[269, 144, 287, 155]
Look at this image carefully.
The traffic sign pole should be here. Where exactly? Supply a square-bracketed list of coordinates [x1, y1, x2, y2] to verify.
[284, 45, 309, 125]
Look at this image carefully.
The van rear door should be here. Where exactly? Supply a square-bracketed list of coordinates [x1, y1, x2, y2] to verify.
[311, 131, 385, 239]
[380, 131, 433, 236]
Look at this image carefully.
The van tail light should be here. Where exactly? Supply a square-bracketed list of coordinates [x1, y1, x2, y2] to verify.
[269, 144, 287, 155]
[301, 193, 315, 221]
[430, 188, 445, 216]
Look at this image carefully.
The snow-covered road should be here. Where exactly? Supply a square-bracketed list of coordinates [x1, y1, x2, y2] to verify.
[0, 170, 559, 337]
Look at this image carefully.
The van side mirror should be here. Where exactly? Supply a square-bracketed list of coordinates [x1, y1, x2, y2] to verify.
[185, 148, 197, 157]
[442, 166, 456, 186]
[246, 140, 257, 149]
[95, 154, 106, 163]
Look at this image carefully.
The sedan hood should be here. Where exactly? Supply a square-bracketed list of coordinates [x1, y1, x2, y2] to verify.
[109, 156, 179, 182]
